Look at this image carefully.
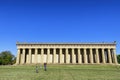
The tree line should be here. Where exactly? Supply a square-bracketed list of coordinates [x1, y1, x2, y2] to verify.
[0, 50, 120, 65]
[117, 54, 120, 64]
[0, 51, 16, 65]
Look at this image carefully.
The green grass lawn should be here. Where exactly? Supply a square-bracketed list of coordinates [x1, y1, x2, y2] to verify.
[0, 64, 120, 80]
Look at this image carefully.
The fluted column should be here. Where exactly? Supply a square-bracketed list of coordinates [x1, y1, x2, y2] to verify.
[22, 49, 25, 64]
[72, 48, 75, 63]
[60, 48, 62, 63]
[84, 48, 87, 64]
[102, 48, 106, 64]
[53, 48, 56, 63]
[113, 49, 118, 64]
[66, 48, 69, 64]
[35, 48, 38, 64]
[41, 48, 44, 64]
[108, 48, 112, 64]
[16, 49, 20, 64]
[90, 48, 93, 64]
[78, 48, 81, 64]
[29, 49, 32, 64]
[96, 48, 100, 64]
[47, 48, 50, 63]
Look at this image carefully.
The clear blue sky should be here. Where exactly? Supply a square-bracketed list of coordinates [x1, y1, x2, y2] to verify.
[0, 0, 120, 56]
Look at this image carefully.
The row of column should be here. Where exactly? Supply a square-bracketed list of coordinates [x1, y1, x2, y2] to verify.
[16, 48, 118, 64]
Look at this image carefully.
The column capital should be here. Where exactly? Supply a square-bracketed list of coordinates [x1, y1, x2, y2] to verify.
[41, 48, 44, 50]
[96, 48, 99, 50]
[47, 48, 50, 50]
[17, 48, 20, 50]
[53, 48, 56, 51]
[17, 49, 20, 51]
[35, 48, 38, 50]
[35, 48, 37, 51]
[89, 48, 93, 49]
[107, 48, 111, 50]
[22, 48, 26, 50]
[76, 48, 80, 49]
[101, 48, 105, 49]
[83, 48, 87, 49]
[59, 48, 62, 49]
[29, 48, 31, 51]
[112, 48, 116, 50]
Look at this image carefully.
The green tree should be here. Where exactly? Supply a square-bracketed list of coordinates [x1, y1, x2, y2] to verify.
[117, 54, 120, 64]
[0, 57, 2, 65]
[0, 51, 15, 65]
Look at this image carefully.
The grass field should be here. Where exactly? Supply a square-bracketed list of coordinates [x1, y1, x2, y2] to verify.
[0, 64, 120, 80]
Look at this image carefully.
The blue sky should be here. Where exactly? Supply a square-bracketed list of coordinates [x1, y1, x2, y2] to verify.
[0, 0, 120, 56]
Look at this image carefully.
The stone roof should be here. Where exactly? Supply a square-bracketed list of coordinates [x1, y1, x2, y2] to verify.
[16, 41, 116, 45]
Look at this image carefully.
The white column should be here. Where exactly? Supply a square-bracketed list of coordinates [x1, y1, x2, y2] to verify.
[60, 48, 62, 63]
[84, 48, 87, 64]
[35, 48, 38, 64]
[29, 49, 32, 64]
[90, 48, 93, 64]
[66, 48, 69, 64]
[102, 48, 106, 64]
[41, 48, 44, 64]
[78, 48, 81, 64]
[74, 49, 76, 64]
[72, 48, 75, 64]
[113, 49, 118, 64]
[108, 48, 112, 64]
[47, 48, 50, 63]
[96, 48, 100, 64]
[16, 49, 20, 64]
[22, 49, 25, 64]
[53, 48, 56, 63]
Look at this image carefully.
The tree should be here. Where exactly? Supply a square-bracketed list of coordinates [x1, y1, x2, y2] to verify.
[117, 54, 120, 64]
[0, 51, 15, 65]
[0, 57, 2, 65]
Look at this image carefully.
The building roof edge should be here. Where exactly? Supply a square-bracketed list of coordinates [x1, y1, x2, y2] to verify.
[16, 41, 116, 45]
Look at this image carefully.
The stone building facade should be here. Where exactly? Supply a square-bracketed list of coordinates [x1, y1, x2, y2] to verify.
[16, 42, 118, 64]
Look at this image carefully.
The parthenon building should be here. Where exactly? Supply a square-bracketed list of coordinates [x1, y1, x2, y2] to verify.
[16, 42, 118, 64]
